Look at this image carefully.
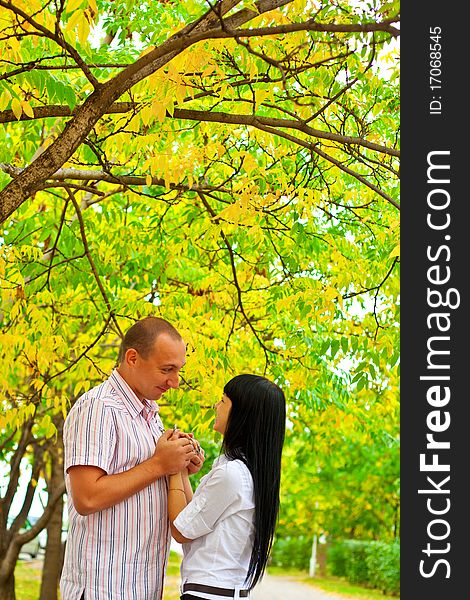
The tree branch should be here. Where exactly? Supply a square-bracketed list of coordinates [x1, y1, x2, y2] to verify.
[172, 109, 400, 158]
[252, 122, 400, 209]
[0, 103, 134, 123]
[65, 187, 123, 337]
[1, 420, 34, 515]
[0, 163, 231, 194]
[197, 191, 278, 370]
[0, 0, 248, 219]
[0, 104, 399, 158]
[0, 0, 399, 220]
[0, 0, 100, 88]
[215, 17, 401, 39]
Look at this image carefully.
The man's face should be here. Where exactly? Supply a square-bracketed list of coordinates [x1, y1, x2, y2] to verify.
[125, 333, 186, 402]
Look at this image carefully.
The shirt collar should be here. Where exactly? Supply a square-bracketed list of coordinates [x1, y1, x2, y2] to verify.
[110, 369, 159, 421]
[213, 454, 229, 467]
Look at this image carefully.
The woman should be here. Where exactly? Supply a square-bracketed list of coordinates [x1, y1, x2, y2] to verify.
[168, 373, 286, 600]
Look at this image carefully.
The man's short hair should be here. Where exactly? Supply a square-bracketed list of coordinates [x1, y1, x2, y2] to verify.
[118, 317, 182, 363]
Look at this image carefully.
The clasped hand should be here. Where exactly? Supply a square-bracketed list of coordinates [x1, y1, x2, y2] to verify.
[170, 428, 205, 475]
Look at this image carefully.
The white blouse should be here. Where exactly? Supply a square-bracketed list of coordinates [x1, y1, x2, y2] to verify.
[174, 454, 255, 591]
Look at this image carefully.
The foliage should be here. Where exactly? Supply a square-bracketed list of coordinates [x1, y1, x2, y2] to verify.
[277, 394, 399, 542]
[0, 0, 399, 597]
[365, 541, 400, 596]
[270, 534, 312, 570]
[327, 539, 400, 596]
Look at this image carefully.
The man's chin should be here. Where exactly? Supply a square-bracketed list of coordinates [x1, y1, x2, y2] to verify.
[151, 388, 166, 400]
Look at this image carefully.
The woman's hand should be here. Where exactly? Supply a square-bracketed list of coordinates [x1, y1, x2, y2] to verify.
[171, 428, 205, 474]
[187, 446, 205, 475]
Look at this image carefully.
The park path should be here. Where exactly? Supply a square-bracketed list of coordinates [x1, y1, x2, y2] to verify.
[250, 572, 346, 600]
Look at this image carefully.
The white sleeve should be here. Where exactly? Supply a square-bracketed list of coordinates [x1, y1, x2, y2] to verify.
[174, 462, 245, 540]
[64, 397, 116, 474]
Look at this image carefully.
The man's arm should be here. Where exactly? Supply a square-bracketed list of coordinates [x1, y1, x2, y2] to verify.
[68, 430, 196, 515]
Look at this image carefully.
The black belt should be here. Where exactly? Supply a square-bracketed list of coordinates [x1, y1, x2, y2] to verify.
[182, 583, 249, 597]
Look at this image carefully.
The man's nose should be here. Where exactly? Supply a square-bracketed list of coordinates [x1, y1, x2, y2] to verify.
[167, 373, 179, 388]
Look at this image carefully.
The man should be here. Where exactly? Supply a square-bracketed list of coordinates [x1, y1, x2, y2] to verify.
[60, 316, 204, 600]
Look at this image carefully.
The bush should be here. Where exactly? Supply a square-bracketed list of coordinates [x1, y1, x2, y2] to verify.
[366, 540, 400, 595]
[326, 542, 348, 577]
[346, 540, 370, 584]
[327, 539, 400, 596]
[270, 535, 312, 570]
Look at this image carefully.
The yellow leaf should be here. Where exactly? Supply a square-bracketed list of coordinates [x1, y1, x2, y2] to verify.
[8, 36, 21, 58]
[141, 105, 154, 126]
[146, 174, 152, 187]
[65, 10, 82, 33]
[0, 90, 12, 111]
[11, 97, 22, 120]
[389, 244, 400, 258]
[77, 14, 90, 45]
[21, 101, 34, 118]
[39, 414, 51, 430]
[62, 402, 68, 421]
[47, 422, 57, 439]
[88, 0, 98, 13]
[67, 0, 85, 12]
[324, 286, 337, 301]
[156, 102, 167, 123]
[255, 88, 269, 107]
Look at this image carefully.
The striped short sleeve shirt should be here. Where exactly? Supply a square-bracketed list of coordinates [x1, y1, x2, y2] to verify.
[60, 370, 170, 600]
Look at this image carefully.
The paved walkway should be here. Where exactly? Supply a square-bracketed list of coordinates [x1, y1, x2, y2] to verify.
[250, 573, 345, 600]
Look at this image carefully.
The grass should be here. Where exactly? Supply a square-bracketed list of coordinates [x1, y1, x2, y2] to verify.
[163, 551, 183, 599]
[14, 551, 183, 600]
[14, 559, 43, 600]
[267, 565, 399, 600]
[15, 553, 399, 600]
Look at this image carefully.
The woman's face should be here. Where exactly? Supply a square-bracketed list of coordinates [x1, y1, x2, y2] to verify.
[214, 393, 232, 434]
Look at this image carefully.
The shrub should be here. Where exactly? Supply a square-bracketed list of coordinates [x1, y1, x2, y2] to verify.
[366, 540, 400, 595]
[327, 538, 400, 596]
[326, 541, 348, 577]
[270, 535, 312, 570]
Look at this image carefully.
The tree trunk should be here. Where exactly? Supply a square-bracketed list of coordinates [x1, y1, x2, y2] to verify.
[317, 541, 328, 577]
[39, 424, 65, 600]
[0, 573, 16, 600]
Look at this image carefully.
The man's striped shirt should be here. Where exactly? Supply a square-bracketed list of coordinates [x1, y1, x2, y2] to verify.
[60, 370, 170, 600]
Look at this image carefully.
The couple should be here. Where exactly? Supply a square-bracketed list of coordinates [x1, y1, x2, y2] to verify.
[60, 317, 286, 600]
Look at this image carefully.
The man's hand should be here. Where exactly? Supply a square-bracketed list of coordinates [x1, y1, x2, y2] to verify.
[170, 429, 205, 475]
[153, 429, 196, 475]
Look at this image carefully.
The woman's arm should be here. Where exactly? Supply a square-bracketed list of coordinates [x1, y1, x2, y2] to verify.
[181, 470, 193, 502]
[168, 470, 193, 543]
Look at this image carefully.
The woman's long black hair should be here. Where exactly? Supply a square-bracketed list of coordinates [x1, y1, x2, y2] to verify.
[222, 374, 286, 590]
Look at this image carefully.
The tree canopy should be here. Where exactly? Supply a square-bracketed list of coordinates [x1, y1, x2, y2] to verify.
[0, 0, 399, 596]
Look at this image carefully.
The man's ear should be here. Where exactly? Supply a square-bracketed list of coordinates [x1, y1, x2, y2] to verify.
[125, 348, 138, 366]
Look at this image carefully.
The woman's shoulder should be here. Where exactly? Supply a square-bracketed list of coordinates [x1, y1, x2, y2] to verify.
[211, 455, 253, 488]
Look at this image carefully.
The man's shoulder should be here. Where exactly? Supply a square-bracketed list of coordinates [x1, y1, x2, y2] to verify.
[67, 377, 122, 417]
